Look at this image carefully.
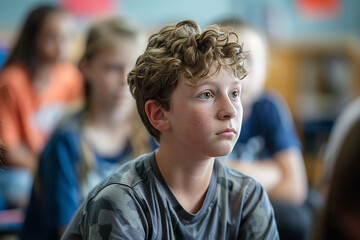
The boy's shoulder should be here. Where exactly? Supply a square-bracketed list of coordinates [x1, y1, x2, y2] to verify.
[252, 90, 294, 125]
[65, 157, 278, 239]
[86, 156, 261, 207]
[253, 90, 290, 113]
[254, 90, 282, 106]
[86, 152, 154, 199]
[216, 160, 262, 199]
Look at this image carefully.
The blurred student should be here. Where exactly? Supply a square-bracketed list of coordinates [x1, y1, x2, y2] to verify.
[20, 17, 153, 240]
[318, 97, 360, 240]
[219, 19, 311, 240]
[0, 5, 82, 209]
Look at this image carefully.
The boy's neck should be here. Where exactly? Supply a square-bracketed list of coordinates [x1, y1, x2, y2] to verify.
[155, 144, 215, 214]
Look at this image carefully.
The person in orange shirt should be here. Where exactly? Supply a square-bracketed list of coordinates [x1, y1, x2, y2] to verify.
[0, 5, 83, 209]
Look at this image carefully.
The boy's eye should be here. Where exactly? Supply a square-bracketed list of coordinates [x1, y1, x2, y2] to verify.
[230, 90, 240, 99]
[198, 92, 213, 100]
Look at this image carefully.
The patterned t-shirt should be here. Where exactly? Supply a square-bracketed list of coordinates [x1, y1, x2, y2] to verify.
[62, 151, 279, 240]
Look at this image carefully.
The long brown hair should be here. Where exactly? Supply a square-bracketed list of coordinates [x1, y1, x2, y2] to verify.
[3, 5, 63, 75]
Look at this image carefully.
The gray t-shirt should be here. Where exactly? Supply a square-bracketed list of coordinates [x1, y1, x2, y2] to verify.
[62, 151, 279, 239]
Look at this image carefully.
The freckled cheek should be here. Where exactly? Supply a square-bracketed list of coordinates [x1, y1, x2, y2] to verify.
[183, 118, 200, 141]
[185, 118, 200, 128]
[182, 111, 209, 142]
[234, 104, 243, 133]
[235, 103, 243, 118]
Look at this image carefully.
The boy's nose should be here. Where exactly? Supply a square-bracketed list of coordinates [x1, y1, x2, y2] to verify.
[217, 96, 237, 120]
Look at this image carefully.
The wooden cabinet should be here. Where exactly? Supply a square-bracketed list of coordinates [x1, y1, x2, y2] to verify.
[265, 38, 360, 186]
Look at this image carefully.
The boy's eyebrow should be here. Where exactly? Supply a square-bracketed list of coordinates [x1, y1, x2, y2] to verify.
[194, 78, 241, 88]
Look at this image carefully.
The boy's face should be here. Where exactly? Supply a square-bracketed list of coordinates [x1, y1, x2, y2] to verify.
[165, 66, 242, 158]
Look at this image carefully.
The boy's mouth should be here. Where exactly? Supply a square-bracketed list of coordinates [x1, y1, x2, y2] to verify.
[216, 128, 236, 137]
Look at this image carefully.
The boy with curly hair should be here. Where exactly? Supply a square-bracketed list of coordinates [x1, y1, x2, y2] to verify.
[62, 19, 278, 239]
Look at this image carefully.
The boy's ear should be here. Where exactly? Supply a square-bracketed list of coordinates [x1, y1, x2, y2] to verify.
[145, 100, 171, 132]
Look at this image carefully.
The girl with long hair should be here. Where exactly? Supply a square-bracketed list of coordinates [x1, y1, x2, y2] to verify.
[21, 17, 154, 240]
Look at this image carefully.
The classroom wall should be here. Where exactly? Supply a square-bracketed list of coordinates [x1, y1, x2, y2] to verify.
[0, 0, 359, 43]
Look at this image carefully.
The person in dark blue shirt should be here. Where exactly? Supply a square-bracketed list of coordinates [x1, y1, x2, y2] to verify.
[220, 19, 312, 240]
[230, 92, 301, 162]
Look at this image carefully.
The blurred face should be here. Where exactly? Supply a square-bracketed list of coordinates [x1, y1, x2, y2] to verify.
[83, 39, 141, 116]
[165, 66, 242, 158]
[36, 12, 73, 62]
[236, 28, 267, 108]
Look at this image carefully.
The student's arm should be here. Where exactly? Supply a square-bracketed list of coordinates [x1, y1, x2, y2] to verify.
[5, 143, 38, 170]
[238, 180, 279, 239]
[239, 94, 308, 204]
[225, 148, 308, 204]
[62, 185, 149, 240]
[224, 158, 281, 192]
[0, 97, 37, 169]
[0, 75, 38, 170]
[267, 148, 307, 204]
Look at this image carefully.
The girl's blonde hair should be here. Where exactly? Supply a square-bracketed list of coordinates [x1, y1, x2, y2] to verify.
[79, 17, 151, 183]
[81, 17, 146, 61]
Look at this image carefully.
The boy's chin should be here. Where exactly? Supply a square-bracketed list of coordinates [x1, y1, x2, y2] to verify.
[213, 146, 234, 158]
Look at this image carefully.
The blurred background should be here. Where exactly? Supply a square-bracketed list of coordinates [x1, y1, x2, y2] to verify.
[0, 0, 359, 198]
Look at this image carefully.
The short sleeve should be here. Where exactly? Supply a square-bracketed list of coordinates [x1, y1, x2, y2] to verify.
[0, 78, 22, 149]
[64, 184, 149, 240]
[238, 181, 279, 239]
[0, 65, 44, 153]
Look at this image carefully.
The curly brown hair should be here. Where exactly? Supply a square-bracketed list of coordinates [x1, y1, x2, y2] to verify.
[128, 19, 247, 142]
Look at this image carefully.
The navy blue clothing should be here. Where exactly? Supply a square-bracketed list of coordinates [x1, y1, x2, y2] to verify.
[20, 111, 151, 240]
[228, 92, 314, 240]
[229, 91, 300, 161]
